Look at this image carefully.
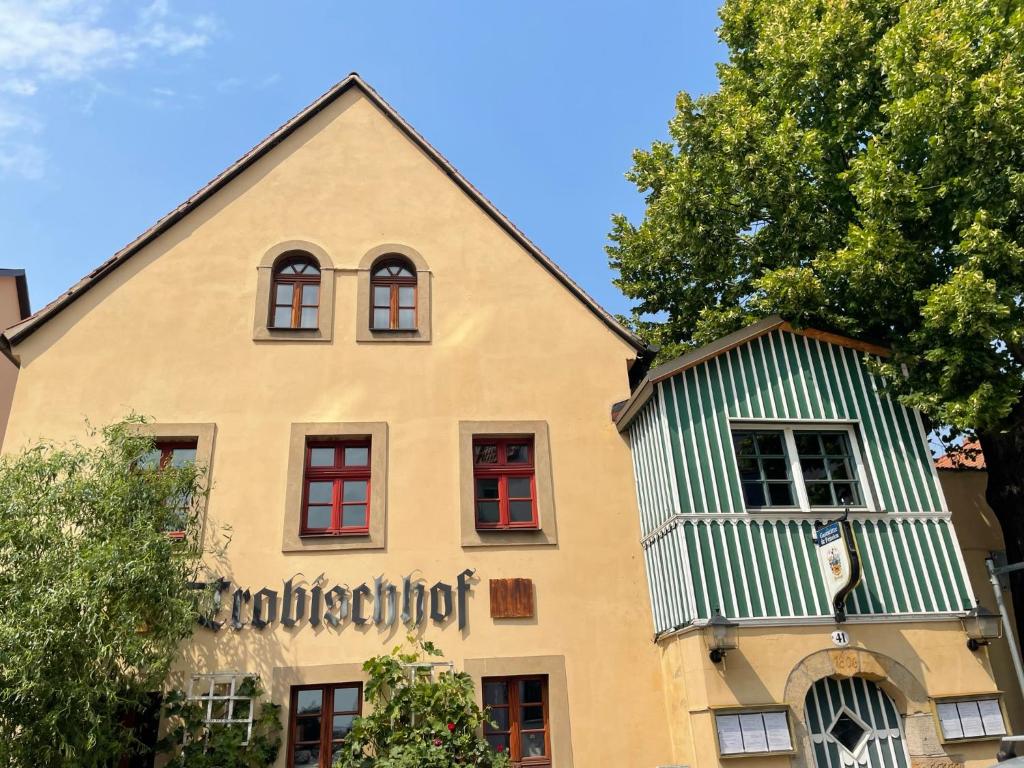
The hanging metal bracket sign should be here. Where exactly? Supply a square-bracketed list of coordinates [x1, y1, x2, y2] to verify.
[813, 513, 862, 623]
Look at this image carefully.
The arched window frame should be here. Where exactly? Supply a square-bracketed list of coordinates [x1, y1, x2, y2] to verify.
[269, 252, 322, 330]
[369, 257, 417, 331]
[356, 244, 432, 343]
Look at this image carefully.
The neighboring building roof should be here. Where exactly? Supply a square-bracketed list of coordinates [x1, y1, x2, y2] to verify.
[614, 315, 891, 430]
[0, 269, 31, 323]
[0, 73, 647, 363]
[935, 439, 986, 470]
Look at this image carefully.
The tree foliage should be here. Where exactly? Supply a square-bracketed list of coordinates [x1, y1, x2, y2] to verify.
[609, 0, 1023, 434]
[158, 676, 282, 767]
[0, 420, 212, 767]
[334, 639, 510, 768]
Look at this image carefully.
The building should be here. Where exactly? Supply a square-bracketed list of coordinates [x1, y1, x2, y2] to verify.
[939, 443, 1024, 732]
[0, 75, 673, 767]
[0, 268, 30, 448]
[617, 317, 1014, 768]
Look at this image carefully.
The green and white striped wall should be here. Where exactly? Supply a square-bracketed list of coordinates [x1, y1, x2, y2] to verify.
[644, 516, 973, 632]
[625, 326, 973, 631]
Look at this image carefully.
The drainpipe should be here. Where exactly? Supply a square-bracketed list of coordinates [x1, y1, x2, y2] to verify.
[985, 556, 1024, 699]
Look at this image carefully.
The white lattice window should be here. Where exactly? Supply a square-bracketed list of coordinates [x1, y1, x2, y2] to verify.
[188, 673, 257, 744]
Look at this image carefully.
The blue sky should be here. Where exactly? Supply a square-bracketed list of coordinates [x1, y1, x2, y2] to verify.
[0, 1, 724, 316]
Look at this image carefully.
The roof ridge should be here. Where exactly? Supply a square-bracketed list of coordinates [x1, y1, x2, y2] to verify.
[3, 74, 646, 357]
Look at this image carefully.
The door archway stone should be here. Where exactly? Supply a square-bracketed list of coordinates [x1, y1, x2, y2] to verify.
[783, 649, 946, 767]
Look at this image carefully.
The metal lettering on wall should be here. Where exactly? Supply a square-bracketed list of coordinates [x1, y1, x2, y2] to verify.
[200, 568, 476, 633]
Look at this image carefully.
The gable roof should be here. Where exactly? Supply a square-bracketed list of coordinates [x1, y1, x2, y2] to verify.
[936, 439, 986, 470]
[0, 73, 647, 364]
[614, 316, 891, 430]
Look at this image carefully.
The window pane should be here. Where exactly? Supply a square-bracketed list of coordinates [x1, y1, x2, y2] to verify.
[170, 448, 197, 467]
[794, 432, 821, 455]
[486, 733, 509, 753]
[476, 501, 500, 524]
[828, 458, 852, 479]
[508, 477, 532, 498]
[233, 699, 251, 720]
[332, 714, 355, 739]
[398, 286, 415, 306]
[806, 483, 833, 506]
[522, 731, 546, 757]
[762, 457, 788, 480]
[768, 483, 794, 506]
[293, 745, 319, 767]
[300, 307, 318, 328]
[307, 481, 333, 504]
[801, 458, 827, 480]
[476, 477, 499, 500]
[488, 708, 509, 731]
[733, 433, 756, 456]
[344, 446, 369, 466]
[372, 308, 390, 329]
[275, 283, 293, 303]
[139, 449, 161, 470]
[333, 687, 359, 713]
[834, 483, 860, 506]
[342, 505, 367, 528]
[821, 433, 847, 455]
[310, 447, 335, 467]
[273, 307, 292, 328]
[296, 717, 321, 742]
[484, 682, 508, 706]
[395, 266, 413, 277]
[343, 480, 367, 502]
[373, 286, 390, 305]
[520, 679, 544, 703]
[756, 432, 785, 455]
[296, 690, 322, 715]
[210, 699, 229, 720]
[474, 444, 498, 464]
[398, 309, 415, 329]
[506, 444, 530, 463]
[737, 458, 760, 480]
[509, 501, 534, 523]
[742, 482, 767, 507]
[305, 505, 332, 528]
[522, 705, 544, 730]
[302, 284, 319, 305]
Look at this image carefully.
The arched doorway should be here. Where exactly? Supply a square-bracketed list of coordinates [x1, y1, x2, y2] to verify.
[804, 676, 911, 768]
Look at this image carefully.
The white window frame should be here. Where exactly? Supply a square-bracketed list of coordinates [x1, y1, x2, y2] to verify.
[187, 672, 257, 744]
[826, 705, 872, 759]
[730, 420, 877, 513]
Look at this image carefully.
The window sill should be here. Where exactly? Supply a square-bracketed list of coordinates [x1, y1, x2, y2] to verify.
[300, 531, 371, 538]
[719, 750, 796, 759]
[254, 326, 330, 342]
[475, 525, 541, 532]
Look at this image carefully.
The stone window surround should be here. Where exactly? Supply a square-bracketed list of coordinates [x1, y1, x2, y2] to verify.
[459, 420, 557, 548]
[356, 244, 432, 343]
[253, 241, 337, 342]
[129, 422, 216, 539]
[281, 422, 388, 552]
[464, 655, 574, 767]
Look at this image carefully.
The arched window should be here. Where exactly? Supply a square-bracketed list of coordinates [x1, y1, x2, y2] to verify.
[370, 258, 417, 330]
[270, 253, 321, 329]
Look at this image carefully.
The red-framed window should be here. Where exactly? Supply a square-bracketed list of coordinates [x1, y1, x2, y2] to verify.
[271, 253, 321, 330]
[370, 258, 417, 330]
[301, 439, 371, 536]
[473, 436, 537, 530]
[288, 683, 362, 768]
[483, 676, 550, 766]
[139, 439, 198, 538]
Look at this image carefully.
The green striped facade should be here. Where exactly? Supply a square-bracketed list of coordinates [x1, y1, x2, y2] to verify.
[627, 327, 974, 632]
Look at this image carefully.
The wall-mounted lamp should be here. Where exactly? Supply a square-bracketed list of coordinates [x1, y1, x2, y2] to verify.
[704, 608, 739, 663]
[963, 604, 1002, 651]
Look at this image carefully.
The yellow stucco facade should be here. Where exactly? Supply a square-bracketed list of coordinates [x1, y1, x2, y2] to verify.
[3, 80, 671, 766]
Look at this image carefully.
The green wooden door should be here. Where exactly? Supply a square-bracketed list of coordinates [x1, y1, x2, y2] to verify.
[805, 677, 910, 768]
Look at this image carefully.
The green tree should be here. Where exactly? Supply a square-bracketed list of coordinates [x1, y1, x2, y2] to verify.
[334, 639, 510, 768]
[0, 420, 212, 767]
[609, 0, 1024, 623]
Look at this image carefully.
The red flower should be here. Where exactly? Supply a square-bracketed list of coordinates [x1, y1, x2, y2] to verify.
[433, 738, 442, 747]
[497, 744, 505, 752]
[447, 722, 456, 732]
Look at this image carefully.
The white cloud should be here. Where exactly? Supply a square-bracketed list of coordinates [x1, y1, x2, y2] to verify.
[0, 0, 218, 178]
